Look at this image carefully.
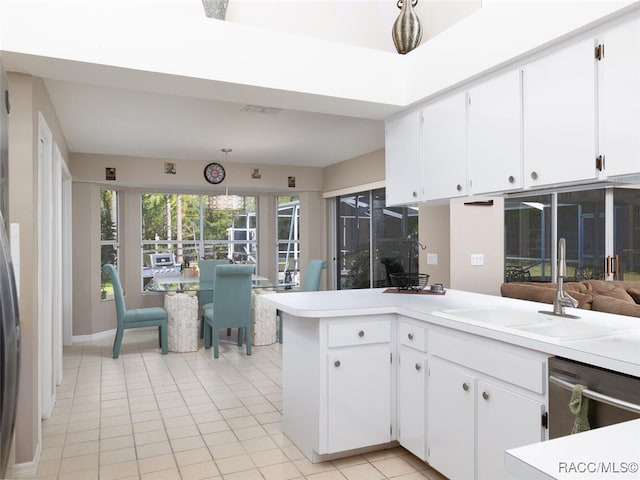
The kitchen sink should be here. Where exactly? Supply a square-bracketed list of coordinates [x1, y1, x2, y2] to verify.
[437, 306, 551, 327]
[511, 316, 617, 340]
[435, 306, 629, 342]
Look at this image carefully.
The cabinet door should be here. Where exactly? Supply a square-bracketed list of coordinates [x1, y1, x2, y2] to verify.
[599, 18, 640, 178]
[422, 93, 467, 200]
[326, 345, 392, 453]
[385, 110, 423, 206]
[397, 346, 427, 460]
[427, 358, 475, 480]
[468, 70, 522, 194]
[476, 380, 545, 480]
[523, 37, 597, 188]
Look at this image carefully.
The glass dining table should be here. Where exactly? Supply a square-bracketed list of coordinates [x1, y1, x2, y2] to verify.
[145, 272, 296, 351]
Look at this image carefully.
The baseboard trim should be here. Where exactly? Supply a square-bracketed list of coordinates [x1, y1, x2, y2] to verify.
[12, 441, 41, 479]
[72, 328, 116, 344]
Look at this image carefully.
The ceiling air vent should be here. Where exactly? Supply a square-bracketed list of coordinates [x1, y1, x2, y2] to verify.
[241, 105, 282, 115]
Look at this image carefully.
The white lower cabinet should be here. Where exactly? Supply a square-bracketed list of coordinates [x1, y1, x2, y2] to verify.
[427, 330, 548, 480]
[427, 358, 475, 480]
[326, 345, 392, 453]
[396, 320, 428, 460]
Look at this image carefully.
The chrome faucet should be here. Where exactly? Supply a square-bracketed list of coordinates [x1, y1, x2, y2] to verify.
[541, 238, 580, 319]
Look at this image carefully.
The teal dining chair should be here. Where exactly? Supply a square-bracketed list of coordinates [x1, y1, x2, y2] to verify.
[277, 259, 327, 343]
[203, 264, 254, 358]
[102, 264, 168, 359]
[197, 259, 230, 337]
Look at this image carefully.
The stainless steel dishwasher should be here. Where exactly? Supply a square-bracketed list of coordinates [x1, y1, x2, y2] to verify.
[548, 357, 640, 439]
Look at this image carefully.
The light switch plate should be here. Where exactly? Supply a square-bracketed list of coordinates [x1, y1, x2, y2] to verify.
[471, 253, 484, 266]
[427, 253, 438, 265]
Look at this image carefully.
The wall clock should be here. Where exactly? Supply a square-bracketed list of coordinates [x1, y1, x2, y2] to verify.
[204, 162, 226, 184]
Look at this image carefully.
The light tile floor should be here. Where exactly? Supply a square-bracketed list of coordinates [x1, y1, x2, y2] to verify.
[33, 329, 447, 480]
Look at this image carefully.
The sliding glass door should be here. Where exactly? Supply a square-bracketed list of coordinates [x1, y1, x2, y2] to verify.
[336, 188, 418, 289]
[613, 188, 640, 280]
[505, 187, 640, 282]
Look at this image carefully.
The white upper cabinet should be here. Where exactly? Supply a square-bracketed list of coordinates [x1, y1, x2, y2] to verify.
[599, 16, 640, 178]
[468, 70, 522, 194]
[385, 110, 422, 206]
[422, 92, 468, 201]
[523, 37, 598, 188]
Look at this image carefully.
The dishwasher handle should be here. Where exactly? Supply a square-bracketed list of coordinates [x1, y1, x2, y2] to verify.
[549, 375, 640, 415]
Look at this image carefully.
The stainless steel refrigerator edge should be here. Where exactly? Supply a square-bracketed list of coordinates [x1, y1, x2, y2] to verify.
[0, 210, 20, 478]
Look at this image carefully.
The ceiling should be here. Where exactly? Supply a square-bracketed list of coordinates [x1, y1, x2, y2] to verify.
[1, 0, 482, 168]
[43, 78, 386, 168]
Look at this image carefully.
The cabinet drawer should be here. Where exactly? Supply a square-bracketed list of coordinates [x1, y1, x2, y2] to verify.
[398, 322, 427, 352]
[328, 320, 391, 348]
[430, 330, 547, 394]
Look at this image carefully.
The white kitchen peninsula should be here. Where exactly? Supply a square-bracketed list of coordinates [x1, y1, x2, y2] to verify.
[263, 288, 640, 480]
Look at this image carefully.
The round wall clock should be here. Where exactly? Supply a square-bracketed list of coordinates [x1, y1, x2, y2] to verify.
[204, 162, 226, 184]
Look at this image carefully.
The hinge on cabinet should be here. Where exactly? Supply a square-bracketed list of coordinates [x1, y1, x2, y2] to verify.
[390, 424, 393, 436]
[596, 155, 605, 172]
[390, 352, 393, 364]
[595, 44, 605, 61]
[541, 412, 548, 429]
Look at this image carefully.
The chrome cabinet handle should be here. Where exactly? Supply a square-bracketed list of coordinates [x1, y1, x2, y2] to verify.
[508, 175, 515, 183]
[530, 171, 538, 180]
[412, 191, 418, 198]
[482, 391, 489, 400]
[334, 360, 341, 367]
[358, 330, 365, 337]
[415, 363, 422, 371]
[462, 382, 469, 391]
[407, 332, 414, 340]
[456, 184, 462, 192]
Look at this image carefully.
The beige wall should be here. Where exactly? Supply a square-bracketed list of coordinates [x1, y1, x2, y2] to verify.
[7, 73, 70, 467]
[71, 153, 323, 192]
[449, 197, 504, 296]
[418, 204, 451, 288]
[419, 197, 504, 295]
[323, 149, 384, 194]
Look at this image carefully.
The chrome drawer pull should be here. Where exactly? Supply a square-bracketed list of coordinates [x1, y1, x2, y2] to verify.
[549, 375, 640, 414]
[415, 363, 422, 371]
[358, 330, 365, 337]
[462, 382, 469, 391]
[482, 391, 489, 400]
[408, 332, 414, 340]
[334, 360, 341, 367]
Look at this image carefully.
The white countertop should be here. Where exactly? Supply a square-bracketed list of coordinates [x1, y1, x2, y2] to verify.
[263, 288, 640, 377]
[505, 419, 640, 479]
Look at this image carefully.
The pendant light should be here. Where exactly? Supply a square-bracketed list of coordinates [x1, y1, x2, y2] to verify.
[211, 148, 245, 210]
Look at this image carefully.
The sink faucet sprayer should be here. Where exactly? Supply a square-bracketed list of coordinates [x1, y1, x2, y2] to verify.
[539, 238, 580, 319]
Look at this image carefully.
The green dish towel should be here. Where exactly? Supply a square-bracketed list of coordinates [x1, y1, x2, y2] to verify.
[569, 384, 591, 434]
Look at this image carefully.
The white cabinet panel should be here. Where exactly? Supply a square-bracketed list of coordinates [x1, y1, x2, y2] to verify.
[427, 358, 475, 480]
[422, 93, 468, 201]
[599, 18, 640, 178]
[385, 110, 422, 206]
[468, 70, 522, 194]
[523, 37, 597, 188]
[477, 380, 545, 480]
[397, 346, 427, 460]
[326, 345, 392, 453]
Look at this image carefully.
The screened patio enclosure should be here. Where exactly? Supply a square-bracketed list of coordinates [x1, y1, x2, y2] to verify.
[337, 188, 419, 289]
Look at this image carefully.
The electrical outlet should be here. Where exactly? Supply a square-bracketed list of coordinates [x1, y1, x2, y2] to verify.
[427, 253, 438, 265]
[471, 253, 485, 266]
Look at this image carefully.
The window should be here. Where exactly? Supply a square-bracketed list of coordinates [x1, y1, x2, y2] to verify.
[337, 188, 419, 289]
[505, 190, 606, 282]
[141, 193, 257, 289]
[277, 196, 300, 284]
[100, 189, 118, 299]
